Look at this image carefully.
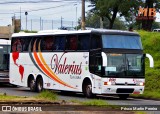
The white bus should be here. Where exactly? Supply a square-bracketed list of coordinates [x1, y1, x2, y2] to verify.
[153, 29, 160, 32]
[0, 39, 11, 83]
[10, 29, 153, 99]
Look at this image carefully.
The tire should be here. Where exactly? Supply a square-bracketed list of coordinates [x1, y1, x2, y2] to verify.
[29, 78, 36, 92]
[118, 94, 129, 100]
[83, 83, 94, 98]
[36, 77, 43, 92]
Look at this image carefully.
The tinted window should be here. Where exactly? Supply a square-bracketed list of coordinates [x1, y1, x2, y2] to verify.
[0, 45, 10, 70]
[55, 36, 65, 50]
[12, 37, 31, 52]
[102, 35, 142, 49]
[89, 55, 95, 73]
[41, 36, 54, 51]
[91, 34, 101, 49]
[78, 34, 90, 50]
[66, 35, 78, 50]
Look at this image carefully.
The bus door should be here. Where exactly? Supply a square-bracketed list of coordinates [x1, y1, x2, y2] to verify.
[89, 34, 102, 94]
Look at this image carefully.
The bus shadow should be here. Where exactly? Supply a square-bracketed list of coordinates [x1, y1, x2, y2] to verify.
[0, 84, 19, 88]
[12, 88, 133, 101]
[55, 90, 132, 101]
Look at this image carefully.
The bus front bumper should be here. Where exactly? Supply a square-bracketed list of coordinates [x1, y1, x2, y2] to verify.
[101, 85, 144, 95]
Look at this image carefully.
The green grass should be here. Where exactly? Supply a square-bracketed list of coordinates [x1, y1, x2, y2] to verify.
[20, 30, 37, 33]
[131, 91, 160, 99]
[71, 99, 110, 107]
[35, 90, 57, 101]
[82, 99, 108, 106]
[81, 99, 118, 109]
[134, 30, 160, 99]
[0, 94, 20, 100]
[135, 111, 147, 114]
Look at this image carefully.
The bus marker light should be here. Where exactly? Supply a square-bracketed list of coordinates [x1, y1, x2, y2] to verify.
[133, 91, 140, 94]
[104, 82, 108, 85]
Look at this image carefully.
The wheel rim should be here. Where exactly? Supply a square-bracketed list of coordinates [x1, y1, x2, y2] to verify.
[86, 85, 92, 96]
[37, 79, 43, 91]
[30, 79, 35, 90]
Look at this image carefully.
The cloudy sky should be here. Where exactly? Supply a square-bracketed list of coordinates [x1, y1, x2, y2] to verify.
[0, 0, 159, 31]
[0, 0, 92, 30]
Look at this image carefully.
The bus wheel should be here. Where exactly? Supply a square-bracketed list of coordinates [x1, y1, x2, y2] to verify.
[29, 78, 36, 92]
[118, 94, 129, 100]
[36, 77, 43, 92]
[84, 83, 93, 98]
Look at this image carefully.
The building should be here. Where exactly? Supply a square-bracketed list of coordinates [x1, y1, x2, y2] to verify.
[0, 17, 21, 40]
[0, 25, 14, 40]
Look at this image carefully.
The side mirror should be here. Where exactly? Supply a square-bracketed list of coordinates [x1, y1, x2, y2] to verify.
[101, 52, 107, 66]
[146, 53, 154, 68]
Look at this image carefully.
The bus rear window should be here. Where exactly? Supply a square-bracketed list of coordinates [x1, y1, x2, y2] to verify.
[102, 35, 142, 49]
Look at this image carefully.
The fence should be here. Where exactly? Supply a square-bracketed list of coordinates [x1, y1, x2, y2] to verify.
[21, 18, 77, 31]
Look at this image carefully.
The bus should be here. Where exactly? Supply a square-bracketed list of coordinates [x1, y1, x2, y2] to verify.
[9, 29, 153, 99]
[153, 29, 160, 32]
[0, 39, 11, 84]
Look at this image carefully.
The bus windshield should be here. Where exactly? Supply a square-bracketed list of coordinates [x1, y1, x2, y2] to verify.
[0, 45, 10, 70]
[104, 53, 144, 78]
[102, 35, 142, 49]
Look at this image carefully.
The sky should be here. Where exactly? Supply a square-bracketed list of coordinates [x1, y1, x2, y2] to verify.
[0, 0, 159, 31]
[0, 0, 92, 30]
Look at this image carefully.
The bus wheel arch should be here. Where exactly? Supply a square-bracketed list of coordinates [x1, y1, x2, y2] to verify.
[82, 78, 94, 98]
[36, 75, 43, 93]
[28, 75, 36, 92]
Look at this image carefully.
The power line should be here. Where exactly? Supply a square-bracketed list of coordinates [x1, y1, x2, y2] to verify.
[0, 0, 81, 4]
[12, 2, 76, 14]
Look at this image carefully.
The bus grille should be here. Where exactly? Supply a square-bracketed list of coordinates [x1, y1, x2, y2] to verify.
[115, 83, 136, 86]
[116, 88, 134, 93]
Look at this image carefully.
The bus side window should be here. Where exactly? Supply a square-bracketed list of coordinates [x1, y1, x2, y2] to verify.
[12, 38, 23, 52]
[95, 56, 102, 76]
[42, 36, 54, 51]
[78, 34, 90, 50]
[89, 55, 102, 76]
[55, 36, 65, 50]
[21, 38, 31, 52]
[91, 34, 101, 49]
[89, 55, 95, 73]
[66, 35, 77, 50]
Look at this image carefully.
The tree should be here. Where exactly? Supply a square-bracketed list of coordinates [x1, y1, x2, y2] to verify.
[81, 11, 126, 30]
[141, 0, 160, 31]
[152, 21, 160, 30]
[88, 0, 140, 29]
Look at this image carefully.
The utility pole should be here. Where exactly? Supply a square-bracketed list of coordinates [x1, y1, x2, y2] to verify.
[25, 12, 28, 30]
[40, 17, 41, 30]
[52, 20, 53, 30]
[81, 0, 85, 30]
[42, 19, 43, 30]
[74, 3, 78, 30]
[61, 16, 63, 28]
[31, 19, 32, 31]
[20, 7, 21, 31]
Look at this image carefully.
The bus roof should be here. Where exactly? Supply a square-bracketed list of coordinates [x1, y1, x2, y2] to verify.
[12, 29, 139, 37]
[91, 29, 139, 36]
[0, 39, 11, 45]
